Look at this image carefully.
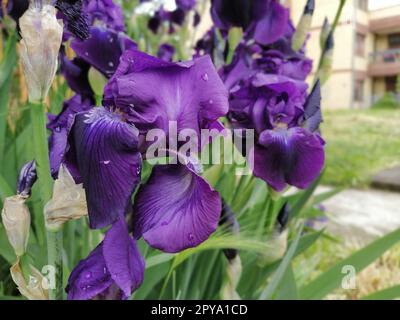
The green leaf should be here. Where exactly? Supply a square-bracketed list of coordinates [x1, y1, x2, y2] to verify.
[299, 228, 400, 300]
[0, 173, 13, 202]
[259, 224, 303, 299]
[275, 265, 298, 300]
[362, 285, 400, 300]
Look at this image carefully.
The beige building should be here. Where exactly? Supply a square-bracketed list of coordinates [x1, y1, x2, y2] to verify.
[287, 0, 400, 109]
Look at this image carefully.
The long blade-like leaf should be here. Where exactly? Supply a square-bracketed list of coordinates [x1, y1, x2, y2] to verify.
[299, 228, 400, 300]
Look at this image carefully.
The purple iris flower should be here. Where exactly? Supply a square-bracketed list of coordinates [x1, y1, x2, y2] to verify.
[66, 216, 144, 300]
[62, 50, 228, 298]
[211, 0, 288, 45]
[228, 77, 324, 191]
[61, 50, 228, 248]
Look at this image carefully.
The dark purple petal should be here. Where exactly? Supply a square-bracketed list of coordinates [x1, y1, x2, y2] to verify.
[301, 80, 322, 132]
[48, 95, 93, 178]
[211, 0, 268, 31]
[66, 244, 114, 300]
[252, 127, 325, 191]
[60, 53, 94, 98]
[17, 160, 37, 197]
[47, 95, 94, 178]
[280, 58, 313, 81]
[133, 163, 221, 253]
[71, 27, 137, 78]
[66, 107, 142, 229]
[103, 51, 228, 139]
[103, 216, 145, 297]
[253, 0, 289, 45]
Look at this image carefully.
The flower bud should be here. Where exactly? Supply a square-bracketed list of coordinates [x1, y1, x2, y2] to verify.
[10, 258, 49, 300]
[17, 160, 37, 198]
[1, 195, 31, 257]
[292, 0, 315, 51]
[19, 1, 63, 103]
[44, 165, 87, 231]
[320, 17, 331, 50]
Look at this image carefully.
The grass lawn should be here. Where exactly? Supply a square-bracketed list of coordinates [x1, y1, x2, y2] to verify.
[321, 108, 400, 188]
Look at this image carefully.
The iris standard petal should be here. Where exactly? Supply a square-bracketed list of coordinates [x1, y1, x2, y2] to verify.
[71, 26, 137, 78]
[253, 127, 325, 191]
[253, 0, 289, 45]
[103, 216, 145, 297]
[103, 51, 228, 137]
[133, 163, 221, 253]
[67, 107, 142, 229]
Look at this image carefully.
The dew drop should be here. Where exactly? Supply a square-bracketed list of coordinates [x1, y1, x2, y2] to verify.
[108, 61, 114, 67]
[188, 233, 194, 242]
[103, 267, 107, 274]
[85, 51, 89, 56]
[201, 73, 209, 81]
[102, 160, 111, 165]
[55, 126, 61, 133]
[85, 272, 92, 279]
[208, 99, 214, 105]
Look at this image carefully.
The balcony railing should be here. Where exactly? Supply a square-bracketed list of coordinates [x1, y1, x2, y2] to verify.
[369, 49, 400, 64]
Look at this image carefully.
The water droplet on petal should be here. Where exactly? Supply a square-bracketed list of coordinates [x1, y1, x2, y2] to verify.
[201, 73, 209, 81]
[85, 52, 89, 56]
[102, 160, 111, 165]
[55, 126, 61, 133]
[108, 61, 114, 68]
[188, 233, 194, 242]
[208, 99, 214, 105]
[85, 272, 92, 279]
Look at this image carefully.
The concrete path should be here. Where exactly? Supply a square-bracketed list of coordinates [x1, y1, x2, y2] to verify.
[316, 186, 400, 247]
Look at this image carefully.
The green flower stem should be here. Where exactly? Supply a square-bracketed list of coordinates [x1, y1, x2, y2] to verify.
[30, 101, 63, 300]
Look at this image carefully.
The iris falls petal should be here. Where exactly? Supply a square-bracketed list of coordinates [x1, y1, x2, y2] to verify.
[133, 162, 221, 253]
[67, 107, 142, 229]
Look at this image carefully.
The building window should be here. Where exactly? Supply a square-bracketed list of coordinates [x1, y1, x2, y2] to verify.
[388, 33, 400, 49]
[356, 33, 365, 57]
[357, 0, 368, 11]
[385, 76, 397, 92]
[354, 80, 364, 102]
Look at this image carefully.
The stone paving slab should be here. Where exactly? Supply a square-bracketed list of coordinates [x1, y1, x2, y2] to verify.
[371, 167, 400, 192]
[316, 186, 400, 247]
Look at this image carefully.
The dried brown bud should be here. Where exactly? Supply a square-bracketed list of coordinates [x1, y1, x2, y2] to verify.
[1, 195, 31, 257]
[45, 165, 87, 231]
[19, 2, 63, 103]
